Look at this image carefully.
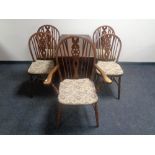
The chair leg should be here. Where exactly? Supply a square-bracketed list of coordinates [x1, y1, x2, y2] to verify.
[94, 102, 99, 127]
[56, 104, 63, 128]
[118, 76, 121, 100]
[95, 74, 101, 92]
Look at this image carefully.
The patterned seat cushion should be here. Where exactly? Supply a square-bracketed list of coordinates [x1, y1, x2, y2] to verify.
[96, 61, 123, 76]
[28, 60, 54, 74]
[58, 78, 98, 105]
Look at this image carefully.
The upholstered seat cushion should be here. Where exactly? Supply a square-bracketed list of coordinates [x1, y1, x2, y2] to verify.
[58, 78, 98, 105]
[28, 60, 54, 74]
[96, 61, 123, 76]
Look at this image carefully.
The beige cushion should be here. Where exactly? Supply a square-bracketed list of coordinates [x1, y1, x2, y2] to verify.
[96, 61, 123, 76]
[28, 60, 54, 74]
[58, 78, 98, 105]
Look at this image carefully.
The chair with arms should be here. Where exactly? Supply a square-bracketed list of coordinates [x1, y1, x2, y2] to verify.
[95, 34, 123, 99]
[28, 32, 57, 97]
[43, 35, 112, 128]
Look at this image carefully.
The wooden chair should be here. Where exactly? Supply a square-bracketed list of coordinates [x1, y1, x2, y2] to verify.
[95, 34, 123, 99]
[28, 32, 57, 97]
[43, 35, 112, 128]
[37, 25, 60, 44]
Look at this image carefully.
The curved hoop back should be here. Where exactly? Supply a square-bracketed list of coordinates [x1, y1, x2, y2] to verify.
[28, 32, 57, 61]
[37, 25, 60, 44]
[56, 35, 96, 80]
[93, 25, 115, 43]
[95, 34, 122, 62]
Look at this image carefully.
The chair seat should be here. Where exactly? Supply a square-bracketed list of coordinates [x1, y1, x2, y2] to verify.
[28, 60, 54, 74]
[96, 61, 123, 76]
[58, 78, 98, 105]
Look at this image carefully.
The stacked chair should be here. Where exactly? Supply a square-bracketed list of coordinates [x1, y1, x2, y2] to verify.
[28, 25, 60, 97]
[93, 25, 123, 99]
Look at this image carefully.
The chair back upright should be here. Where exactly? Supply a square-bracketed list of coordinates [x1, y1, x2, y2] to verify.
[56, 35, 96, 80]
[95, 34, 122, 62]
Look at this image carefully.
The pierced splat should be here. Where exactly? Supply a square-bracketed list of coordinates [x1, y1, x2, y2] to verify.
[37, 33, 47, 58]
[71, 37, 80, 79]
[37, 25, 60, 45]
[101, 34, 111, 60]
[93, 25, 115, 44]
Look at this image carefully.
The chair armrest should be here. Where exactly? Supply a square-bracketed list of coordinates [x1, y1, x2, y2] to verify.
[94, 64, 112, 84]
[44, 65, 59, 85]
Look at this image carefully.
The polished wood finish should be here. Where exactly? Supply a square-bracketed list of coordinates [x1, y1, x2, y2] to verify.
[28, 32, 57, 61]
[93, 25, 115, 43]
[44, 65, 59, 94]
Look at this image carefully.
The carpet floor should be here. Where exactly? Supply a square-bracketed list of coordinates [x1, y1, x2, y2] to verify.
[0, 63, 155, 135]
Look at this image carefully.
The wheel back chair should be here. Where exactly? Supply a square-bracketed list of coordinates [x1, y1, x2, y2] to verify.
[95, 34, 123, 99]
[28, 32, 57, 97]
[43, 35, 112, 128]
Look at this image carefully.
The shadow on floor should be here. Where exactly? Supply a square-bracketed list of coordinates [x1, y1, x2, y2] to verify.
[16, 79, 56, 97]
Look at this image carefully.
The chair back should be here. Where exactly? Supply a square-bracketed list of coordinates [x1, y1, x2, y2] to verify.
[28, 32, 57, 61]
[93, 25, 115, 43]
[56, 35, 96, 80]
[37, 25, 60, 44]
[95, 34, 122, 62]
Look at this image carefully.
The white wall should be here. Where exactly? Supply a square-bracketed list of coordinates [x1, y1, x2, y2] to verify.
[0, 19, 155, 62]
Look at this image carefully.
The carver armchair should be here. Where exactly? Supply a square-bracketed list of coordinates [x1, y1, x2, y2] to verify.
[44, 35, 112, 128]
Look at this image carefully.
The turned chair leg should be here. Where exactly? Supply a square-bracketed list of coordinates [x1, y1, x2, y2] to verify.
[118, 76, 121, 100]
[56, 104, 63, 128]
[94, 102, 99, 127]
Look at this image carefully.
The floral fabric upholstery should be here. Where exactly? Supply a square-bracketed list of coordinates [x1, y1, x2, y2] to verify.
[28, 60, 54, 74]
[58, 78, 98, 105]
[96, 61, 123, 76]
